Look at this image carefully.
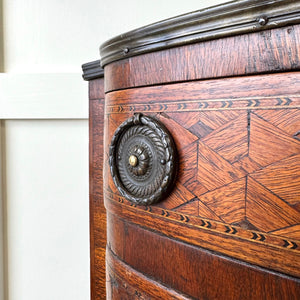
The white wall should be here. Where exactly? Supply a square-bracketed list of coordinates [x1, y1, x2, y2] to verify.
[4, 120, 89, 300]
[3, 0, 228, 73]
[0, 0, 228, 299]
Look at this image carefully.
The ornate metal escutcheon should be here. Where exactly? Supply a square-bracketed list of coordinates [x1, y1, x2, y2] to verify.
[109, 113, 177, 205]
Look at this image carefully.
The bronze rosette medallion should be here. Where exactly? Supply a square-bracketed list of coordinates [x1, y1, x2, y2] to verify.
[109, 113, 177, 205]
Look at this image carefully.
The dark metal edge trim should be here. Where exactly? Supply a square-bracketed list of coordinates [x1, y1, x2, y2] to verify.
[100, 0, 300, 67]
[82, 60, 104, 81]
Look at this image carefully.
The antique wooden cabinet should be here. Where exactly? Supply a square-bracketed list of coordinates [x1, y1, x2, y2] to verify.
[83, 0, 300, 299]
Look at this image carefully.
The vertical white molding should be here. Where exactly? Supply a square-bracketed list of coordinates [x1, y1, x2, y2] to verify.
[0, 0, 5, 295]
[0, 120, 6, 300]
[1, 0, 7, 295]
[0, 73, 88, 119]
[0, 0, 4, 72]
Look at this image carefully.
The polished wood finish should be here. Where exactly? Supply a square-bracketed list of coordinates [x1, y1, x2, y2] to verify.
[103, 71, 300, 299]
[106, 246, 190, 300]
[89, 78, 105, 101]
[105, 24, 300, 92]
[89, 78, 106, 299]
[105, 72, 300, 108]
[106, 213, 300, 300]
[104, 72, 300, 280]
[84, 2, 300, 299]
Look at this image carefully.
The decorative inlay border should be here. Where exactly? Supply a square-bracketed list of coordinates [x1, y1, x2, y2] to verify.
[106, 95, 300, 114]
[105, 190, 300, 253]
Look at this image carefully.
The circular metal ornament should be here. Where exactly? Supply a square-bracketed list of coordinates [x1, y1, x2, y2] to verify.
[109, 113, 177, 205]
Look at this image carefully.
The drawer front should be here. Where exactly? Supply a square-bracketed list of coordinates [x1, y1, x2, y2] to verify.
[103, 72, 300, 297]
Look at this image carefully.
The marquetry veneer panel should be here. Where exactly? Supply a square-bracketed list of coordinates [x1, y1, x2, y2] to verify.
[104, 72, 300, 277]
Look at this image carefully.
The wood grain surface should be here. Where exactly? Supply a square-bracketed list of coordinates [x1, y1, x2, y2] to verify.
[104, 72, 300, 279]
[104, 25, 300, 92]
[98, 16, 300, 299]
[106, 213, 300, 300]
[89, 78, 106, 299]
[106, 247, 190, 299]
[105, 72, 300, 109]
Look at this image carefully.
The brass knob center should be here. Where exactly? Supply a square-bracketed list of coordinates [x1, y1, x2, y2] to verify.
[129, 155, 138, 167]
